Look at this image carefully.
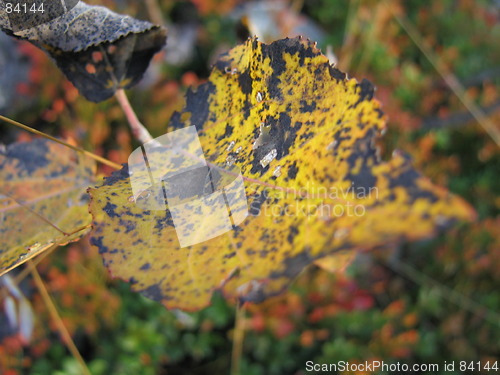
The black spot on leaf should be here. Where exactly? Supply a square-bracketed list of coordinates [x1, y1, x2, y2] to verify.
[103, 202, 119, 218]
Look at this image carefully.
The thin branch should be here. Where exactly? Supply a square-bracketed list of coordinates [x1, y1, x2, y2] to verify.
[115, 89, 154, 144]
[0, 114, 122, 170]
[230, 302, 246, 375]
[28, 260, 93, 375]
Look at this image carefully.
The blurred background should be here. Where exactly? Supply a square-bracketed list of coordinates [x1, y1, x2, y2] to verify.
[0, 0, 499, 374]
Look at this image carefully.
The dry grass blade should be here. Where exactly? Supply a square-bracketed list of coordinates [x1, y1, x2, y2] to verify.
[338, 0, 360, 72]
[144, 0, 165, 25]
[2, 193, 88, 236]
[12, 245, 58, 285]
[28, 260, 93, 375]
[115, 89, 154, 144]
[230, 302, 247, 375]
[384, 1, 500, 148]
[0, 114, 122, 170]
[0, 243, 65, 278]
[387, 258, 500, 328]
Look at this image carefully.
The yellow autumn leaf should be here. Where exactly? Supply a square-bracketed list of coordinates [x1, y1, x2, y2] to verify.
[0, 139, 95, 276]
[88, 37, 475, 311]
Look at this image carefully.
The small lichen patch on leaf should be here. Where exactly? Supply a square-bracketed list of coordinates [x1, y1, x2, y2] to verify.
[89, 37, 475, 311]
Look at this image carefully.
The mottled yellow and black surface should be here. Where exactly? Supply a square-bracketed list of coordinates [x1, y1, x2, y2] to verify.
[88, 37, 475, 311]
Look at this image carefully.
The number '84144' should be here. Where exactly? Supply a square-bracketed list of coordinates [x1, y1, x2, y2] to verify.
[6, 2, 45, 13]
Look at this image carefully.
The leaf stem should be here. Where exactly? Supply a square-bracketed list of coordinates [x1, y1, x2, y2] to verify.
[115, 89, 154, 144]
[230, 301, 246, 375]
[28, 260, 93, 375]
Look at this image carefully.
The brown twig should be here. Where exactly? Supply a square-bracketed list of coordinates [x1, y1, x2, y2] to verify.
[115, 89, 154, 144]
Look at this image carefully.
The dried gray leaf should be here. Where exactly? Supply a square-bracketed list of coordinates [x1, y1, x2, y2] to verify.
[0, 1, 167, 102]
[0, 0, 78, 32]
